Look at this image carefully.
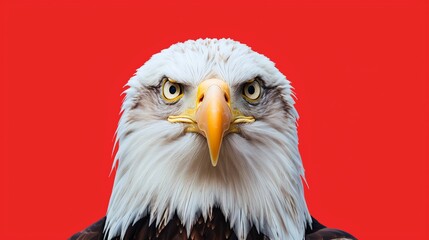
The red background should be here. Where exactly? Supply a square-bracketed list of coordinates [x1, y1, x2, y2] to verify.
[1, 0, 428, 239]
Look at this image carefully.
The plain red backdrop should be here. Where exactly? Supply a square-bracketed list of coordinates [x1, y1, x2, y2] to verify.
[1, 0, 427, 239]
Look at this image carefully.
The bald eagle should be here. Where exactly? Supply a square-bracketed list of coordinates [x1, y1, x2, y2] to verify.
[71, 39, 356, 240]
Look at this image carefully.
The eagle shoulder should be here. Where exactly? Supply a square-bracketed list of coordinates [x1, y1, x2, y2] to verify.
[70, 214, 356, 240]
[69, 217, 105, 240]
[305, 217, 357, 240]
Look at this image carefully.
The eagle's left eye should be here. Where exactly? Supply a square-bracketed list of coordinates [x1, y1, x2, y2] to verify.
[162, 78, 183, 102]
[242, 79, 262, 102]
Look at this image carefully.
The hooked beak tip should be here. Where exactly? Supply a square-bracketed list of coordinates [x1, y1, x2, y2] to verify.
[211, 157, 218, 167]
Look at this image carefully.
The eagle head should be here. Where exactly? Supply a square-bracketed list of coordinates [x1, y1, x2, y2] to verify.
[105, 39, 311, 239]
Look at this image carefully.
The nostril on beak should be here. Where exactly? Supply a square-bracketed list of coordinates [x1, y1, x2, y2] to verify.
[199, 92, 228, 104]
[224, 93, 229, 103]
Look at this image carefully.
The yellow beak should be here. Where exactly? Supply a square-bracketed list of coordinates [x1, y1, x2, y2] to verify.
[195, 79, 232, 166]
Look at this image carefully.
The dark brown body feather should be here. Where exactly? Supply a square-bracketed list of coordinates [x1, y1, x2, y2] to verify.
[70, 208, 356, 240]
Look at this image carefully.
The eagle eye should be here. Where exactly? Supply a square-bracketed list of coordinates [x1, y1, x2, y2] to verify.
[242, 79, 262, 102]
[162, 78, 183, 102]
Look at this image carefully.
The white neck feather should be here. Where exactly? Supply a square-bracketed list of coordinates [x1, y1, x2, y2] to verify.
[105, 109, 311, 240]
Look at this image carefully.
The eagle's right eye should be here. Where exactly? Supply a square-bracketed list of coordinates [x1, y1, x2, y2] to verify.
[162, 78, 183, 102]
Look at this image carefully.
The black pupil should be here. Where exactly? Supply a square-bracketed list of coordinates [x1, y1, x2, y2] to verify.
[169, 85, 177, 95]
[247, 85, 255, 95]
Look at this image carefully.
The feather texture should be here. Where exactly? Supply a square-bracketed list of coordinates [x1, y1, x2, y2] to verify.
[70, 212, 356, 240]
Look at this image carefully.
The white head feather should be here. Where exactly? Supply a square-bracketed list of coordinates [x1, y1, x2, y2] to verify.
[105, 38, 311, 240]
